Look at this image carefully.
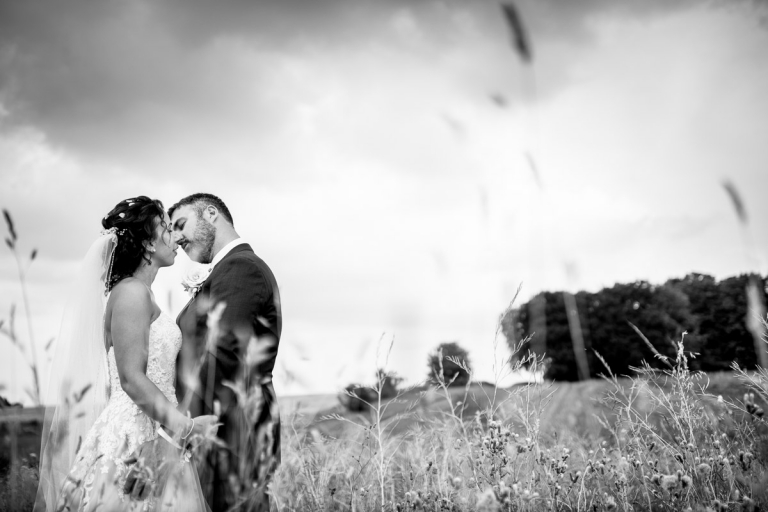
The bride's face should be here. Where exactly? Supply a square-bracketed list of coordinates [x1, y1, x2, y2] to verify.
[150, 212, 178, 267]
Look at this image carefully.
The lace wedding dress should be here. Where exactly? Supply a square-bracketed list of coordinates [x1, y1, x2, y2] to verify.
[57, 312, 208, 512]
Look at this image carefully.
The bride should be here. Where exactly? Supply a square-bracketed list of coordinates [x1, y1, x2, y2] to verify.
[35, 196, 218, 512]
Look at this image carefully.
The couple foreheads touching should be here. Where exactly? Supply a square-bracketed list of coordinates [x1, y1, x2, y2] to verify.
[36, 192, 281, 512]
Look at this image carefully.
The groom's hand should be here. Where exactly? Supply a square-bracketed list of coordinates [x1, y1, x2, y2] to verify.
[122, 440, 158, 500]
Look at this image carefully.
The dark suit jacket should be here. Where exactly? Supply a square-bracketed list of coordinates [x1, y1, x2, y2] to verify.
[176, 243, 281, 418]
[176, 243, 282, 510]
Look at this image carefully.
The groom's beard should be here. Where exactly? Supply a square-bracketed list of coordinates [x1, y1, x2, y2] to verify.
[193, 220, 216, 264]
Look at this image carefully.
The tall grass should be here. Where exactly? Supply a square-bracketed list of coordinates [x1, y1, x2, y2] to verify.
[1, 209, 42, 405]
[267, 322, 768, 511]
[8, 282, 767, 511]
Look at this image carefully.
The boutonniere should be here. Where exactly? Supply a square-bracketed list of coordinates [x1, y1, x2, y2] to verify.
[182, 266, 212, 298]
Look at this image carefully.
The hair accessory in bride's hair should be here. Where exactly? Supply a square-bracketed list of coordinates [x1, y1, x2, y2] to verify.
[100, 227, 126, 294]
[106, 249, 115, 295]
[100, 227, 127, 236]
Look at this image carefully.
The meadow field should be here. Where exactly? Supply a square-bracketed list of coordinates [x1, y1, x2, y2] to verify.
[6, 338, 767, 512]
[269, 351, 768, 512]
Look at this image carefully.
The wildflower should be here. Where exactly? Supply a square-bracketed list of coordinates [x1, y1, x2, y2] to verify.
[405, 492, 412, 502]
[452, 477, 462, 489]
[604, 494, 617, 510]
[681, 475, 692, 489]
[478, 488, 498, 507]
[696, 463, 712, 477]
[739, 451, 754, 470]
[660, 474, 678, 492]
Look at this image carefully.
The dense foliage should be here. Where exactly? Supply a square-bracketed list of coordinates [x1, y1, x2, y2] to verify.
[504, 273, 768, 381]
[427, 342, 471, 387]
[341, 369, 404, 412]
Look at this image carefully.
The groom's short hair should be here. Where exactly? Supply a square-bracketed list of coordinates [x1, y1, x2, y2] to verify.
[169, 193, 234, 226]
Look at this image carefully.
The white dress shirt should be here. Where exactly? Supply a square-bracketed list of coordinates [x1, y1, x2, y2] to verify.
[210, 237, 246, 268]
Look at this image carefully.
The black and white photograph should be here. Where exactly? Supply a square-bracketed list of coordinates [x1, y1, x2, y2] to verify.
[1, 0, 768, 510]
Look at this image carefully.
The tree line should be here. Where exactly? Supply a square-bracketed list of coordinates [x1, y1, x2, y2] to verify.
[503, 273, 768, 381]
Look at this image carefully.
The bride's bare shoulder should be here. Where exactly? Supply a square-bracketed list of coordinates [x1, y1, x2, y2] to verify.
[108, 278, 152, 313]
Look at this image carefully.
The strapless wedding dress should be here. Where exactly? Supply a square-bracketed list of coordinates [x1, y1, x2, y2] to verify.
[57, 312, 207, 512]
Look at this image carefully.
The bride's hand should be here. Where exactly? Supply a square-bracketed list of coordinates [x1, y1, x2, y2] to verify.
[189, 414, 219, 439]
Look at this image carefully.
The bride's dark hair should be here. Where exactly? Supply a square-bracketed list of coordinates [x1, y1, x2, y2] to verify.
[102, 196, 166, 291]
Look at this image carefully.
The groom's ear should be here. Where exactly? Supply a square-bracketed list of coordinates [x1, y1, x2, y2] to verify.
[204, 204, 219, 223]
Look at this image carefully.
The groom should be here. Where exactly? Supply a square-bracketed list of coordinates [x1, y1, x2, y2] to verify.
[171, 193, 282, 511]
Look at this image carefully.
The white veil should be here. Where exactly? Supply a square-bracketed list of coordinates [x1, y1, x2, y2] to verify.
[35, 230, 117, 512]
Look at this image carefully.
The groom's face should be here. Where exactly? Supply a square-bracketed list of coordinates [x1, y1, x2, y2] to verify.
[170, 205, 217, 264]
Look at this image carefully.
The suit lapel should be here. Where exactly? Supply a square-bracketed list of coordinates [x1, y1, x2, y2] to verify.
[175, 244, 253, 327]
[176, 267, 215, 326]
[176, 298, 192, 326]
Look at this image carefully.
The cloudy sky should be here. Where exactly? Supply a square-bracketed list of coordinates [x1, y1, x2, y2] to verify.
[1, 0, 767, 404]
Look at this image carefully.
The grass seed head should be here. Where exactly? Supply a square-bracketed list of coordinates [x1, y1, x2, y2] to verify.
[660, 474, 678, 492]
[696, 463, 712, 477]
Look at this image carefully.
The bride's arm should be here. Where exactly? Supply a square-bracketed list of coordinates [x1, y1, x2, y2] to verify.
[110, 280, 208, 437]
